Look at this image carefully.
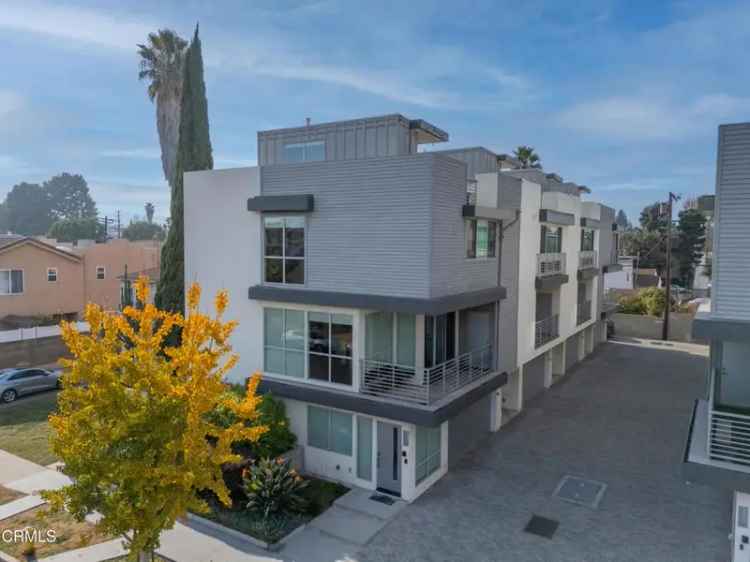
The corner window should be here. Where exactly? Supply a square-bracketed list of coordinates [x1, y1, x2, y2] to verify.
[96, 266, 106, 280]
[283, 140, 325, 163]
[264, 216, 304, 285]
[465, 219, 497, 259]
[0, 270, 23, 295]
[416, 425, 442, 484]
[540, 225, 563, 254]
[47, 268, 58, 282]
[307, 405, 353, 456]
[581, 228, 595, 251]
[263, 307, 353, 386]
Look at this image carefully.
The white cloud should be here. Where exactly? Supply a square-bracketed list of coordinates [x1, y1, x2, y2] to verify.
[0, 2, 529, 110]
[557, 93, 749, 141]
[99, 147, 161, 160]
[0, 91, 24, 116]
[0, 2, 152, 50]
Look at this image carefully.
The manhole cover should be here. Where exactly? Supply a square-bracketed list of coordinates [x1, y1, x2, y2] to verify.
[524, 515, 558, 539]
[553, 475, 607, 508]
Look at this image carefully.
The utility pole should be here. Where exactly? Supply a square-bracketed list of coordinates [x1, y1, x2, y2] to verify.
[662, 192, 680, 341]
[116, 210, 121, 239]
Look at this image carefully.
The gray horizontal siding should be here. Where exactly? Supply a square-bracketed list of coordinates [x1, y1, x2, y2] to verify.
[437, 147, 499, 179]
[261, 154, 436, 298]
[430, 156, 500, 298]
[258, 115, 413, 165]
[714, 124, 750, 320]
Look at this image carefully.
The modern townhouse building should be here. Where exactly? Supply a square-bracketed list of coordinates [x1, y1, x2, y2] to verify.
[184, 114, 619, 501]
[684, 123, 750, 562]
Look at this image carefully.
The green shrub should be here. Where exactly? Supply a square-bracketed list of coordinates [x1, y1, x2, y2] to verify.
[243, 457, 308, 519]
[617, 287, 672, 317]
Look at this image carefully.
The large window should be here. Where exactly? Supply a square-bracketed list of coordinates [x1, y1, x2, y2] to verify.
[465, 219, 497, 258]
[47, 268, 58, 282]
[96, 266, 106, 280]
[283, 140, 325, 163]
[365, 312, 416, 367]
[0, 270, 23, 295]
[309, 312, 353, 385]
[263, 307, 353, 386]
[540, 225, 563, 253]
[416, 425, 442, 484]
[264, 216, 305, 285]
[307, 406, 352, 456]
[264, 308, 305, 378]
[581, 228, 595, 251]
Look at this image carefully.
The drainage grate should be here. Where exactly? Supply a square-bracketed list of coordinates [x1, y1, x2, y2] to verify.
[369, 494, 395, 505]
[524, 515, 558, 539]
[553, 475, 607, 508]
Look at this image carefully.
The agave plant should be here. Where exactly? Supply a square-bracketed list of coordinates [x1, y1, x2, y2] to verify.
[243, 457, 308, 519]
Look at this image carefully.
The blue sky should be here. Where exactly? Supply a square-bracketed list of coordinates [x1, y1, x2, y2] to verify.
[1, 0, 748, 226]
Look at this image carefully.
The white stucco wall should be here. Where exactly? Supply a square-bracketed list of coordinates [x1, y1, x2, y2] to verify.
[184, 167, 264, 383]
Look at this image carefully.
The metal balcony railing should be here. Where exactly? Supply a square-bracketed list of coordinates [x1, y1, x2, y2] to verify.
[466, 179, 478, 205]
[535, 314, 559, 348]
[359, 345, 494, 406]
[537, 253, 566, 277]
[708, 409, 750, 467]
[579, 250, 598, 269]
[576, 300, 592, 325]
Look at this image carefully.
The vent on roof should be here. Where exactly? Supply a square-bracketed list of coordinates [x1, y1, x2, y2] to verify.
[524, 515, 558, 539]
[553, 475, 607, 508]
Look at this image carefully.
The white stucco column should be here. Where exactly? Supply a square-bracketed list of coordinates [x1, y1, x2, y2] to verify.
[543, 351, 553, 388]
[490, 389, 503, 431]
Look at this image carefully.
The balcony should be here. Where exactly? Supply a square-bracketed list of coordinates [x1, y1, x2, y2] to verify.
[535, 315, 559, 348]
[579, 250, 598, 269]
[576, 300, 592, 325]
[537, 253, 566, 277]
[359, 345, 494, 405]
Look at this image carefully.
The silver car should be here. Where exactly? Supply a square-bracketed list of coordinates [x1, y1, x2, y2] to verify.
[0, 368, 62, 404]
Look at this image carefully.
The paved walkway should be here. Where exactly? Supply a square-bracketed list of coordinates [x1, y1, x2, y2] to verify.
[358, 339, 731, 562]
[0, 450, 48, 484]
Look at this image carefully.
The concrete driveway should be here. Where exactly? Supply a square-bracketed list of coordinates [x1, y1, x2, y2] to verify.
[358, 339, 731, 562]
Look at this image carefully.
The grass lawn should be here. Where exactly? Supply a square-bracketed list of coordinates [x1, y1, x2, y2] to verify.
[197, 477, 349, 544]
[0, 505, 110, 559]
[0, 391, 59, 465]
[0, 485, 23, 505]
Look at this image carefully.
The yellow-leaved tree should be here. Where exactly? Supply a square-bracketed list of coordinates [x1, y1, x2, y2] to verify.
[43, 277, 267, 561]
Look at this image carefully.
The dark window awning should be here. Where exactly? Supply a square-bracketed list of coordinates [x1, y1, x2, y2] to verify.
[248, 285, 506, 315]
[580, 217, 601, 229]
[539, 209, 575, 226]
[462, 205, 517, 221]
[247, 194, 314, 213]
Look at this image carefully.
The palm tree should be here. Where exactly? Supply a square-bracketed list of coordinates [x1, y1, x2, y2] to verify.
[144, 202, 155, 223]
[137, 29, 188, 187]
[513, 145, 542, 169]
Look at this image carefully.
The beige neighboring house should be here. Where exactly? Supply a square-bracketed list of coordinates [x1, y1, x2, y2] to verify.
[76, 239, 160, 312]
[118, 265, 160, 306]
[0, 236, 85, 322]
[0, 236, 160, 325]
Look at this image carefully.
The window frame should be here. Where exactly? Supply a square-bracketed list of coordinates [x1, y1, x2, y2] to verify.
[263, 306, 354, 388]
[0, 269, 24, 295]
[415, 424, 442, 484]
[263, 215, 305, 285]
[282, 140, 326, 163]
[47, 267, 58, 283]
[540, 225, 563, 254]
[95, 266, 106, 280]
[306, 405, 353, 456]
[580, 228, 595, 252]
[465, 219, 498, 259]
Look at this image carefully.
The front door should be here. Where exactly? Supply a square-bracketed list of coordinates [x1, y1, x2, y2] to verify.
[377, 422, 401, 496]
[733, 492, 750, 562]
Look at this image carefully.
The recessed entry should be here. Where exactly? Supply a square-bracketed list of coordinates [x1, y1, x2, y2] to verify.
[553, 475, 607, 509]
[524, 515, 559, 539]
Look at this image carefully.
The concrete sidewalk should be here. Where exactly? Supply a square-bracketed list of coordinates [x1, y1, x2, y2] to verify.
[0, 449, 48, 484]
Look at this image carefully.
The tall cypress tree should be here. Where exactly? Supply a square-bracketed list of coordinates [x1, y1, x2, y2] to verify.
[156, 24, 213, 313]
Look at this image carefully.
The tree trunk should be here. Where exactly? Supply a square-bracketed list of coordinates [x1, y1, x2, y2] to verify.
[138, 551, 152, 562]
[156, 95, 181, 187]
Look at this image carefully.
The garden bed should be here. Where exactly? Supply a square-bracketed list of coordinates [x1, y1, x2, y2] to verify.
[194, 477, 348, 546]
[0, 486, 23, 506]
[0, 505, 110, 559]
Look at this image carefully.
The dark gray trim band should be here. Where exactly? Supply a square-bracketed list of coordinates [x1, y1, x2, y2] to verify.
[577, 268, 599, 281]
[462, 205, 517, 222]
[603, 263, 623, 273]
[258, 372, 508, 427]
[692, 312, 750, 342]
[539, 209, 575, 226]
[248, 285, 507, 315]
[535, 274, 569, 290]
[580, 217, 601, 229]
[247, 194, 314, 212]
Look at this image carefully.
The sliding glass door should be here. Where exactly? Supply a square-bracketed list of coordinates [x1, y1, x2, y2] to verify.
[365, 312, 416, 367]
[424, 312, 455, 368]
